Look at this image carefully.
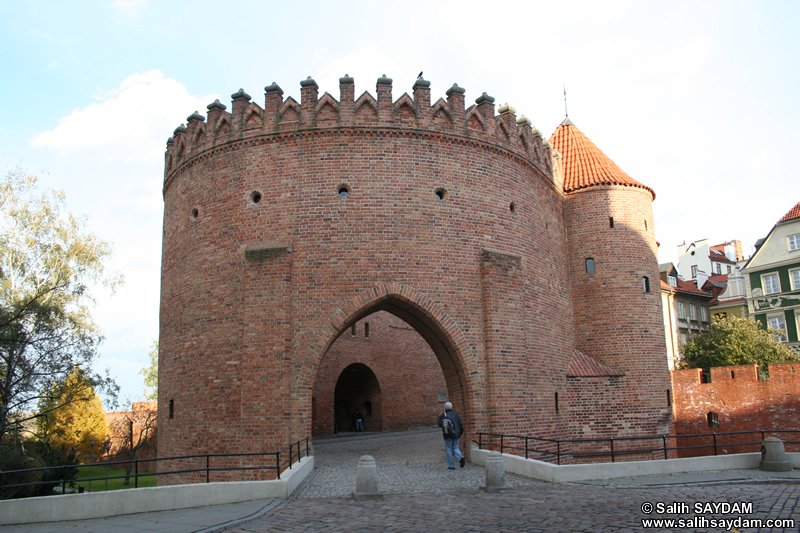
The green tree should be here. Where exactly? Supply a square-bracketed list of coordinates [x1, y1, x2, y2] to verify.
[36, 368, 110, 461]
[139, 340, 158, 400]
[0, 168, 120, 447]
[678, 316, 798, 373]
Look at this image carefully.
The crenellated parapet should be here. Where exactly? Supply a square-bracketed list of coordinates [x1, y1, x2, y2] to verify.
[164, 74, 554, 184]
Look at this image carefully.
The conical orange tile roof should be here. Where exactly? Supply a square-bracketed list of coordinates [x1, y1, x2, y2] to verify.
[550, 118, 654, 198]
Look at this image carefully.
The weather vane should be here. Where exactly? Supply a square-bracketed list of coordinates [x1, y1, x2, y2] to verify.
[563, 84, 569, 118]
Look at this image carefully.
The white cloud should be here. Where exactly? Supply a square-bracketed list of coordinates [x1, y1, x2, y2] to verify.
[31, 70, 217, 163]
[113, 0, 148, 17]
[27, 70, 218, 401]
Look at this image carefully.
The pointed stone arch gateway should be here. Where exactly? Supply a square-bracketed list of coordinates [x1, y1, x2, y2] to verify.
[299, 283, 479, 442]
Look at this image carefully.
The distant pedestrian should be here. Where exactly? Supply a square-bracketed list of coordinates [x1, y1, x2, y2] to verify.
[352, 409, 364, 432]
[437, 401, 465, 469]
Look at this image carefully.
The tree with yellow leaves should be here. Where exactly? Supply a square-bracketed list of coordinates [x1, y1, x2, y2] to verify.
[36, 368, 110, 462]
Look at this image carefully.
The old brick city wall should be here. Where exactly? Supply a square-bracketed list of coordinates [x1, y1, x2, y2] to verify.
[158, 74, 672, 482]
[672, 363, 800, 457]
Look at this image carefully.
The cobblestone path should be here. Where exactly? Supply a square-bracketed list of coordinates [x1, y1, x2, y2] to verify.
[231, 429, 800, 532]
[290, 428, 542, 499]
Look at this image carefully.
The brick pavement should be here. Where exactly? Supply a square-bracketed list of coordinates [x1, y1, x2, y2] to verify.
[230, 429, 800, 532]
[229, 482, 799, 532]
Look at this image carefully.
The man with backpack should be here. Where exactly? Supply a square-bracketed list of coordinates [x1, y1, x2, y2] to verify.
[437, 401, 465, 470]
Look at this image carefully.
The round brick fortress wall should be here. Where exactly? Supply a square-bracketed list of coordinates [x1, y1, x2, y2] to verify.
[563, 185, 672, 440]
[157, 75, 672, 481]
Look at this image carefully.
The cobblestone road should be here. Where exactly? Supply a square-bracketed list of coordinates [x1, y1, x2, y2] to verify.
[229, 429, 800, 532]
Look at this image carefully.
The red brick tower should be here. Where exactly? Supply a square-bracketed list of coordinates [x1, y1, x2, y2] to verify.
[158, 76, 673, 483]
[551, 118, 672, 438]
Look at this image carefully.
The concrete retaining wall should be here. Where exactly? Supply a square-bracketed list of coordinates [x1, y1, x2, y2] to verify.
[0, 456, 313, 526]
[470, 446, 800, 483]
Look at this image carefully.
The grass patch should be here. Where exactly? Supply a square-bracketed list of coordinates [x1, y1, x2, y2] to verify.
[73, 465, 157, 492]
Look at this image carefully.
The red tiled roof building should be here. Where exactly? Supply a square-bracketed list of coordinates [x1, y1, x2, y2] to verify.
[551, 118, 672, 436]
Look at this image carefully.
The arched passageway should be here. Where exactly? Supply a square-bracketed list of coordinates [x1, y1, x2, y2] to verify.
[312, 310, 451, 439]
[333, 363, 381, 433]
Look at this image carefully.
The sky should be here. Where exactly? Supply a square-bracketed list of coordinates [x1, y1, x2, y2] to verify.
[1, 0, 798, 404]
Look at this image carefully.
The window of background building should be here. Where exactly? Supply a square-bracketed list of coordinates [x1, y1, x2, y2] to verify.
[789, 233, 800, 251]
[668, 275, 677, 286]
[690, 304, 696, 320]
[585, 258, 595, 273]
[768, 316, 787, 340]
[700, 306, 707, 322]
[791, 269, 800, 291]
[727, 265, 732, 274]
[680, 331, 687, 345]
[691, 265, 698, 278]
[714, 263, 722, 274]
[763, 273, 781, 295]
[678, 302, 686, 319]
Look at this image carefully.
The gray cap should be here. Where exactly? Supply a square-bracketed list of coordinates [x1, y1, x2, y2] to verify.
[444, 402, 453, 410]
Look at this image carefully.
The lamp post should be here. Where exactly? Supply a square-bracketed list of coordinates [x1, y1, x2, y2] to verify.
[104, 440, 112, 491]
[88, 439, 96, 493]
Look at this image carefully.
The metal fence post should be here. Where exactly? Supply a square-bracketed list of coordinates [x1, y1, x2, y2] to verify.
[478, 433, 482, 449]
[662, 435, 668, 460]
[500, 435, 504, 454]
[713, 433, 718, 455]
[525, 436, 529, 460]
[206, 455, 210, 483]
[610, 438, 615, 462]
[557, 441, 561, 465]
[276, 452, 281, 480]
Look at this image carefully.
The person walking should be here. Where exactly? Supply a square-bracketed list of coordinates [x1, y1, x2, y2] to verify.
[352, 409, 364, 432]
[437, 401, 465, 470]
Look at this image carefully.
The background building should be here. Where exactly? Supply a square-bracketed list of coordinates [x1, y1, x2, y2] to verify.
[678, 239, 742, 283]
[659, 263, 712, 369]
[742, 201, 800, 354]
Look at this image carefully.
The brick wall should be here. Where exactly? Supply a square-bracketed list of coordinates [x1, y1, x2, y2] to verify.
[157, 75, 672, 483]
[672, 363, 800, 456]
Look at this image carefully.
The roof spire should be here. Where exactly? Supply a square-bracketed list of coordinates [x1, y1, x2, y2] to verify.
[561, 84, 574, 126]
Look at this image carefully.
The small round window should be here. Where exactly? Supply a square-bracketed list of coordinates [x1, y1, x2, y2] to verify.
[435, 187, 446, 201]
[338, 185, 350, 198]
[250, 190, 262, 204]
[191, 208, 199, 219]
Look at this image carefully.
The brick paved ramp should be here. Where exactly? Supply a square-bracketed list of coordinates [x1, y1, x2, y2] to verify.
[291, 428, 542, 499]
[230, 482, 799, 532]
[233, 429, 800, 532]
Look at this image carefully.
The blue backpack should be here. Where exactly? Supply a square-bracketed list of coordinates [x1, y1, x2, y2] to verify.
[441, 414, 456, 438]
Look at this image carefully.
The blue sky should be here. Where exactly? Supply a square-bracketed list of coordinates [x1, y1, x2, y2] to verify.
[1, 0, 798, 403]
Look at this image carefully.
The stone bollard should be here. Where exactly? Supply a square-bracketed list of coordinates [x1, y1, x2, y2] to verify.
[352, 455, 383, 501]
[760, 437, 790, 472]
[480, 451, 507, 492]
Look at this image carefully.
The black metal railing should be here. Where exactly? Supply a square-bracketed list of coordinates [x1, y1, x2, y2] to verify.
[0, 438, 310, 495]
[477, 430, 799, 465]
